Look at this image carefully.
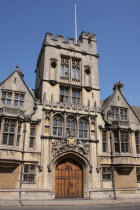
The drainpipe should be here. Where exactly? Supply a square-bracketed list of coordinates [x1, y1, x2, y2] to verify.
[19, 122, 27, 205]
[108, 127, 116, 200]
[94, 101, 99, 168]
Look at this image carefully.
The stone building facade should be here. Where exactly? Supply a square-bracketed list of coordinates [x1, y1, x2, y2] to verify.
[0, 31, 140, 200]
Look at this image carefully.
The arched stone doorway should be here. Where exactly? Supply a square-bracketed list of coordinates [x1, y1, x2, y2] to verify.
[55, 158, 83, 198]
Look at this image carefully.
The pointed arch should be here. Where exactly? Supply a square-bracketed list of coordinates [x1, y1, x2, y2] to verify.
[78, 116, 89, 139]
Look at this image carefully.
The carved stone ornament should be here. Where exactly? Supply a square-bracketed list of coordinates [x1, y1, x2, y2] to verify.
[38, 165, 43, 172]
[50, 58, 57, 67]
[47, 164, 52, 172]
[89, 165, 93, 173]
[51, 130, 90, 162]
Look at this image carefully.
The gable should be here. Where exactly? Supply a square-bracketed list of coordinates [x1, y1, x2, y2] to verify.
[0, 71, 35, 115]
[103, 89, 140, 129]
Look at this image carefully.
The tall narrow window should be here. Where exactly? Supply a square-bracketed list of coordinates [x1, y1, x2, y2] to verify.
[53, 116, 63, 136]
[2, 120, 16, 146]
[66, 117, 76, 134]
[79, 119, 88, 138]
[114, 131, 120, 152]
[136, 167, 140, 182]
[60, 87, 69, 103]
[60, 56, 69, 79]
[16, 124, 21, 146]
[72, 58, 80, 81]
[135, 132, 140, 154]
[44, 117, 50, 134]
[120, 109, 127, 120]
[112, 107, 119, 120]
[102, 131, 107, 152]
[29, 124, 36, 148]
[23, 165, 36, 184]
[120, 131, 129, 153]
[72, 89, 80, 104]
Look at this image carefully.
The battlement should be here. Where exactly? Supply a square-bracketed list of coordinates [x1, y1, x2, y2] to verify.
[36, 31, 98, 68]
[44, 31, 97, 49]
[79, 31, 96, 41]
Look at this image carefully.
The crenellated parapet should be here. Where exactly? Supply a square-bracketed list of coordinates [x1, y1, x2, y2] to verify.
[45, 31, 96, 46]
[36, 31, 98, 67]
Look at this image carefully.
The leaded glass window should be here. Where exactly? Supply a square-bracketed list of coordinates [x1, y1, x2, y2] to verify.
[102, 167, 112, 180]
[79, 119, 88, 138]
[2, 120, 16, 146]
[66, 117, 76, 134]
[23, 165, 36, 184]
[53, 116, 63, 136]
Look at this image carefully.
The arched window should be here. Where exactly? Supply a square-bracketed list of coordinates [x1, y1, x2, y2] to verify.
[66, 117, 76, 134]
[79, 119, 88, 138]
[53, 115, 63, 136]
[4, 124, 9, 132]
[72, 58, 80, 82]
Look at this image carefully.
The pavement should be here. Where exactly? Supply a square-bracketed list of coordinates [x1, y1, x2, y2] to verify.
[0, 198, 140, 207]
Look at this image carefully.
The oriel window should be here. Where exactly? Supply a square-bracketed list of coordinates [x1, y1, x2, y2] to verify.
[120, 109, 127, 120]
[112, 107, 119, 120]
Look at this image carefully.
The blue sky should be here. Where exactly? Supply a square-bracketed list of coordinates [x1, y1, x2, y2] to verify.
[0, 0, 140, 105]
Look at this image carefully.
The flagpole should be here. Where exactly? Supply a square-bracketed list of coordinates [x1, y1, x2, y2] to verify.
[75, 1, 78, 44]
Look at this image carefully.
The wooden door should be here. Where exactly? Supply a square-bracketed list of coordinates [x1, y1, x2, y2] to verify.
[55, 158, 83, 198]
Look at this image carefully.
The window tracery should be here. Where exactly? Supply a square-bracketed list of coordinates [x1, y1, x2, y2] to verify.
[66, 117, 76, 135]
